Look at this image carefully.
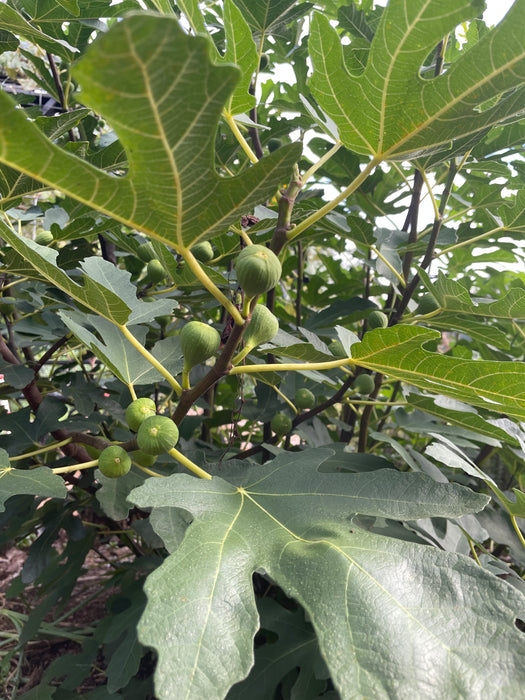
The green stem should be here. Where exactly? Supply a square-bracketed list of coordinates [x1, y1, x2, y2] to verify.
[370, 244, 406, 286]
[9, 438, 73, 461]
[118, 324, 183, 395]
[181, 247, 245, 326]
[52, 459, 98, 474]
[438, 225, 505, 256]
[223, 111, 259, 164]
[302, 141, 342, 183]
[287, 157, 381, 241]
[510, 514, 525, 550]
[229, 357, 353, 375]
[168, 447, 212, 480]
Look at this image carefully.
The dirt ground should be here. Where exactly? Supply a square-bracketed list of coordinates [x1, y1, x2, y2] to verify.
[0, 537, 133, 696]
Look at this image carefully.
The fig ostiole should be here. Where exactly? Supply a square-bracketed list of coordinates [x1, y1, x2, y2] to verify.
[98, 445, 132, 479]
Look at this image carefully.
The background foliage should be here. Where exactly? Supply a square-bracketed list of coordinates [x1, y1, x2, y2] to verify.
[0, 0, 525, 698]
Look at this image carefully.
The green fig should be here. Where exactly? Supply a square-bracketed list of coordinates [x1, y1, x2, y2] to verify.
[270, 412, 292, 436]
[294, 388, 316, 410]
[98, 445, 131, 478]
[180, 321, 221, 371]
[368, 310, 388, 329]
[353, 374, 375, 395]
[137, 415, 179, 455]
[191, 241, 214, 262]
[125, 398, 156, 432]
[137, 242, 156, 263]
[35, 231, 54, 246]
[234, 245, 282, 299]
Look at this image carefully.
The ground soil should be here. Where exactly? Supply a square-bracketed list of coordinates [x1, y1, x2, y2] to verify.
[0, 536, 134, 697]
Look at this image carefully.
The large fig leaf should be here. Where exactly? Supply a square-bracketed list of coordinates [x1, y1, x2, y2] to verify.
[309, 0, 525, 161]
[0, 14, 300, 249]
[349, 325, 525, 420]
[125, 449, 525, 700]
[0, 230, 173, 325]
[0, 452, 67, 512]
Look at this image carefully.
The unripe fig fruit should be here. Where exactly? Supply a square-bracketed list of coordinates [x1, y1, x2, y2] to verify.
[417, 293, 440, 314]
[35, 231, 53, 246]
[294, 388, 316, 410]
[180, 321, 221, 370]
[267, 137, 282, 152]
[131, 449, 158, 467]
[85, 444, 102, 460]
[353, 374, 375, 395]
[156, 314, 171, 328]
[329, 339, 346, 358]
[125, 398, 156, 432]
[137, 242, 156, 263]
[259, 53, 269, 70]
[244, 305, 279, 349]
[191, 241, 214, 262]
[137, 415, 179, 455]
[234, 245, 282, 299]
[98, 445, 132, 478]
[368, 310, 388, 329]
[144, 259, 166, 284]
[0, 298, 15, 316]
[271, 412, 292, 436]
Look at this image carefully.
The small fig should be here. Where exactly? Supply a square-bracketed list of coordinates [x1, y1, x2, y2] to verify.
[156, 314, 171, 328]
[180, 321, 221, 371]
[417, 293, 440, 314]
[368, 310, 388, 329]
[267, 137, 283, 152]
[329, 339, 346, 358]
[294, 388, 316, 410]
[98, 445, 131, 478]
[244, 305, 279, 349]
[125, 398, 156, 432]
[353, 374, 375, 395]
[137, 415, 179, 455]
[144, 259, 166, 284]
[271, 412, 292, 436]
[137, 242, 156, 262]
[191, 241, 214, 262]
[35, 231, 54, 246]
[131, 449, 158, 467]
[259, 53, 269, 70]
[234, 245, 282, 299]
